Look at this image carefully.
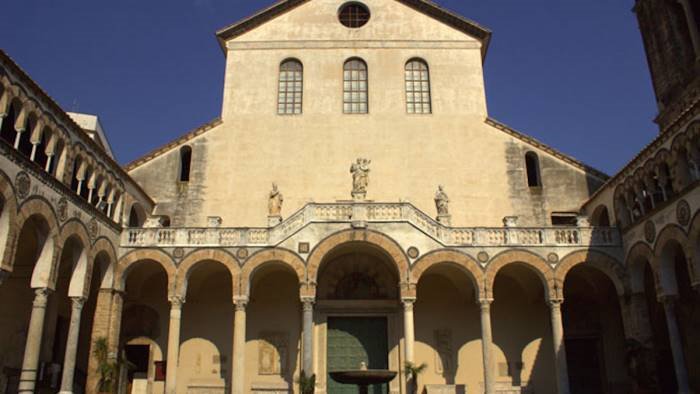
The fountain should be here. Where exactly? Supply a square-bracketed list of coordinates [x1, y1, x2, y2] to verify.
[330, 362, 397, 394]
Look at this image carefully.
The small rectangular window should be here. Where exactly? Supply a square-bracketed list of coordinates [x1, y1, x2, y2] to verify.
[551, 213, 577, 226]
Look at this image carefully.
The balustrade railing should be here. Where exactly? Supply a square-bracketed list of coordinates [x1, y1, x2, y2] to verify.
[121, 202, 621, 248]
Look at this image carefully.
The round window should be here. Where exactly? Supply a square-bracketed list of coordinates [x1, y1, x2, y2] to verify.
[338, 2, 370, 28]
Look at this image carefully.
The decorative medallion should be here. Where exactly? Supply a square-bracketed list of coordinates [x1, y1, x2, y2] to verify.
[57, 197, 68, 222]
[15, 171, 31, 199]
[88, 218, 99, 239]
[676, 200, 691, 226]
[237, 248, 249, 260]
[298, 242, 310, 254]
[477, 251, 489, 263]
[172, 248, 185, 260]
[547, 253, 559, 264]
[644, 220, 656, 244]
[407, 247, 420, 259]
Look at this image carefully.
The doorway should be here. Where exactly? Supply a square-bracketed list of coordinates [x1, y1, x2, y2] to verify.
[327, 317, 388, 394]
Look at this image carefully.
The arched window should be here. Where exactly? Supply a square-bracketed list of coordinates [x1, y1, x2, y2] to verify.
[343, 58, 368, 114]
[278, 59, 303, 115]
[405, 59, 431, 114]
[179, 146, 192, 182]
[128, 203, 146, 227]
[17, 116, 34, 158]
[80, 168, 92, 200]
[525, 152, 542, 187]
[0, 101, 19, 145]
[34, 128, 50, 169]
[590, 205, 611, 227]
[71, 158, 82, 193]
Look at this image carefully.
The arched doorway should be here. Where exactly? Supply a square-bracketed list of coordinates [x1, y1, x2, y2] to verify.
[492, 264, 553, 394]
[179, 260, 233, 393]
[316, 244, 401, 394]
[120, 261, 170, 394]
[561, 265, 627, 393]
[414, 263, 481, 392]
[246, 262, 301, 393]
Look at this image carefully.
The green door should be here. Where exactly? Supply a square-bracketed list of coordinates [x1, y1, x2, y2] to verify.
[327, 317, 389, 394]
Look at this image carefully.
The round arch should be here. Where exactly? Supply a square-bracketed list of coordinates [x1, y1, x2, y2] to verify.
[484, 249, 554, 300]
[653, 224, 690, 266]
[410, 249, 485, 299]
[555, 250, 626, 296]
[116, 249, 176, 295]
[241, 248, 305, 297]
[307, 229, 410, 289]
[626, 241, 655, 293]
[176, 249, 241, 298]
[0, 170, 18, 271]
[91, 237, 118, 289]
[13, 197, 60, 288]
[653, 225, 690, 297]
[57, 219, 92, 297]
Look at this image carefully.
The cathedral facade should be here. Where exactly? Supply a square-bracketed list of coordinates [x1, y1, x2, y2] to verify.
[0, 0, 698, 393]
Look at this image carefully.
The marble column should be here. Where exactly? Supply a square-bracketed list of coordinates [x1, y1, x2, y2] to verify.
[59, 297, 86, 394]
[549, 299, 570, 394]
[402, 298, 416, 364]
[301, 296, 314, 375]
[165, 296, 184, 394]
[233, 297, 248, 394]
[660, 296, 691, 393]
[19, 288, 52, 393]
[479, 298, 495, 394]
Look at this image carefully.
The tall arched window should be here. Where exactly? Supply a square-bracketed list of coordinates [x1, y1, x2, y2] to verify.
[343, 58, 368, 114]
[525, 152, 542, 187]
[278, 59, 303, 115]
[179, 146, 192, 182]
[405, 58, 431, 114]
[0, 101, 19, 145]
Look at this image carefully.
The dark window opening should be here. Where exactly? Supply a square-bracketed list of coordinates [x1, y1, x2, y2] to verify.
[0, 103, 18, 145]
[179, 146, 192, 182]
[551, 213, 578, 226]
[525, 152, 542, 187]
[70, 160, 81, 193]
[339, 3, 370, 28]
[35, 130, 50, 169]
[79, 170, 91, 200]
[17, 121, 34, 158]
[590, 205, 610, 227]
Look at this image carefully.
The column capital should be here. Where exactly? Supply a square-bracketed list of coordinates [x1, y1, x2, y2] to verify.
[169, 295, 186, 308]
[401, 297, 416, 311]
[301, 296, 315, 311]
[70, 296, 86, 310]
[548, 298, 564, 308]
[33, 287, 53, 307]
[233, 296, 249, 311]
[478, 298, 494, 307]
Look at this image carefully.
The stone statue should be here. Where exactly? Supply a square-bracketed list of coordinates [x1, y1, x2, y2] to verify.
[434, 185, 449, 216]
[268, 183, 283, 217]
[350, 158, 371, 199]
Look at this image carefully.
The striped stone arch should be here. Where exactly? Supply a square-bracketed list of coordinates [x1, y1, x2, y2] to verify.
[306, 229, 410, 298]
[116, 249, 177, 296]
[56, 219, 92, 297]
[484, 249, 555, 300]
[176, 249, 241, 299]
[410, 249, 485, 299]
[653, 224, 690, 267]
[554, 250, 626, 297]
[241, 248, 306, 298]
[653, 224, 692, 297]
[14, 197, 60, 289]
[0, 170, 18, 272]
[90, 237, 118, 289]
[625, 241, 656, 293]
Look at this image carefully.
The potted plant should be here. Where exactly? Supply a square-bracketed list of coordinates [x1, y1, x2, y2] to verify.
[298, 370, 316, 394]
[93, 337, 118, 394]
[404, 361, 427, 394]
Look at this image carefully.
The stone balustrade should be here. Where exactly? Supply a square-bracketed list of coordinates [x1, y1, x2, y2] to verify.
[121, 202, 621, 248]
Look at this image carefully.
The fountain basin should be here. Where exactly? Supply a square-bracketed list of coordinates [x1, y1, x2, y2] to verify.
[330, 369, 397, 386]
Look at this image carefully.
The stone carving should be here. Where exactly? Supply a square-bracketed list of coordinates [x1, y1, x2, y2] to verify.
[258, 332, 288, 375]
[236, 248, 249, 259]
[268, 183, 283, 217]
[57, 197, 68, 221]
[407, 247, 420, 259]
[477, 251, 489, 263]
[172, 248, 185, 259]
[547, 253, 559, 263]
[434, 329, 453, 374]
[434, 185, 449, 216]
[644, 220, 656, 244]
[88, 218, 98, 239]
[350, 158, 371, 200]
[503, 216, 519, 227]
[15, 171, 30, 199]
[676, 200, 690, 226]
[207, 216, 223, 228]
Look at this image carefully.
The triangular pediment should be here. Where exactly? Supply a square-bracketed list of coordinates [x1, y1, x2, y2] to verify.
[216, 0, 491, 58]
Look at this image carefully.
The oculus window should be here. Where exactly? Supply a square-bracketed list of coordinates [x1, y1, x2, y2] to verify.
[339, 2, 370, 28]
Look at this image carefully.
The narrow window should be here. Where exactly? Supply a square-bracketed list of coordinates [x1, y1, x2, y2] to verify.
[179, 146, 192, 182]
[343, 58, 368, 114]
[525, 152, 542, 187]
[278, 59, 303, 115]
[551, 212, 577, 226]
[0, 101, 19, 145]
[405, 59, 431, 114]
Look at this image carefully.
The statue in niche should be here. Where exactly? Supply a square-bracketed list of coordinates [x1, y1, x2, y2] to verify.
[268, 183, 283, 217]
[350, 158, 371, 198]
[434, 185, 449, 216]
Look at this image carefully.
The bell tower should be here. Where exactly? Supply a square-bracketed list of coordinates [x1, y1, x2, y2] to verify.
[634, 0, 700, 130]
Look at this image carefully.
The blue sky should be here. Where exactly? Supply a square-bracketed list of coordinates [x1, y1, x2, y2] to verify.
[0, 1, 657, 174]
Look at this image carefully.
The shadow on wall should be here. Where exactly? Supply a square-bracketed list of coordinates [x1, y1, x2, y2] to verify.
[492, 264, 554, 394]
